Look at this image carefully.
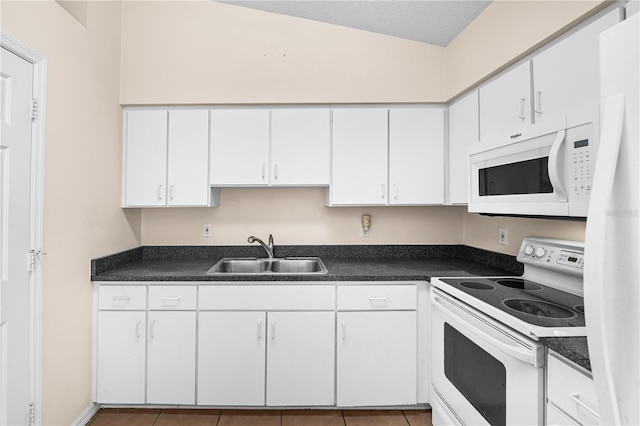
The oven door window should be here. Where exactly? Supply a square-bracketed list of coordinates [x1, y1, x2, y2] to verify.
[478, 157, 552, 196]
[444, 323, 506, 426]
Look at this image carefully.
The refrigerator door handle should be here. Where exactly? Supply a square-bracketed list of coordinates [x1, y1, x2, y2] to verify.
[584, 93, 625, 426]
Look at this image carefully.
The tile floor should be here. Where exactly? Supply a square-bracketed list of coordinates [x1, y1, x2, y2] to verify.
[88, 408, 433, 426]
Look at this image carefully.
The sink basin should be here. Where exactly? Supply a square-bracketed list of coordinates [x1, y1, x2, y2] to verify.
[207, 257, 328, 275]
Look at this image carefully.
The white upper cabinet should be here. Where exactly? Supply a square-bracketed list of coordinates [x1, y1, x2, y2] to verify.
[331, 107, 445, 206]
[270, 108, 330, 186]
[532, 8, 621, 122]
[331, 108, 389, 205]
[389, 107, 445, 205]
[210, 108, 330, 186]
[479, 62, 532, 142]
[210, 109, 271, 186]
[124, 110, 168, 207]
[448, 91, 479, 205]
[123, 109, 210, 207]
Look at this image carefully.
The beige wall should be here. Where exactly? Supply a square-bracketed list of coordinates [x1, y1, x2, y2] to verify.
[142, 189, 465, 245]
[1, 1, 140, 424]
[119, 0, 447, 105]
[446, 0, 611, 99]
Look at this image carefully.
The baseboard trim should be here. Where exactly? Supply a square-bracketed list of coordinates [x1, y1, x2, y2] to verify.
[72, 402, 99, 426]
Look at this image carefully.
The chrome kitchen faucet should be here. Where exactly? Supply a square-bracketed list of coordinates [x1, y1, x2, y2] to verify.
[248, 234, 274, 258]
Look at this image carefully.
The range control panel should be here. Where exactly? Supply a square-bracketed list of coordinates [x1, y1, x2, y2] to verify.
[517, 237, 585, 276]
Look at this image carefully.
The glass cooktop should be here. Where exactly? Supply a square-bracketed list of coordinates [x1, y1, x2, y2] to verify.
[439, 277, 585, 329]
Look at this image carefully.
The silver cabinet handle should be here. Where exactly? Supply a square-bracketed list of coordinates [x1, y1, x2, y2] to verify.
[381, 184, 385, 199]
[162, 295, 182, 301]
[169, 184, 175, 200]
[271, 321, 275, 339]
[341, 321, 346, 340]
[150, 318, 156, 338]
[157, 184, 164, 200]
[112, 295, 131, 301]
[518, 98, 526, 120]
[368, 296, 387, 301]
[136, 319, 142, 338]
[273, 164, 278, 180]
[262, 164, 266, 180]
[534, 91, 543, 114]
[569, 394, 599, 418]
[393, 183, 398, 199]
[257, 319, 262, 339]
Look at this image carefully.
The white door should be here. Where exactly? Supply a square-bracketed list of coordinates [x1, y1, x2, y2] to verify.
[389, 107, 445, 205]
[167, 110, 209, 206]
[96, 311, 146, 404]
[270, 108, 330, 186]
[266, 311, 335, 406]
[147, 311, 196, 404]
[198, 311, 266, 406]
[210, 109, 270, 186]
[479, 62, 532, 142]
[337, 311, 417, 407]
[331, 108, 389, 205]
[0, 47, 34, 426]
[123, 109, 168, 206]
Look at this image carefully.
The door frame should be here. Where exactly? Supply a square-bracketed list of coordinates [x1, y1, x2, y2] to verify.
[1, 31, 47, 426]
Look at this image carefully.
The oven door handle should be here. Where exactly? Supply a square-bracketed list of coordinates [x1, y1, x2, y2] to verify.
[432, 290, 543, 368]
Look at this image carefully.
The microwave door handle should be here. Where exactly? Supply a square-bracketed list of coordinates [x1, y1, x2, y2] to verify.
[548, 128, 568, 202]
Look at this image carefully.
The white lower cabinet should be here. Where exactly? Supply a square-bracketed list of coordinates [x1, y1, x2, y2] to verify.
[96, 282, 420, 408]
[266, 311, 335, 406]
[96, 310, 146, 404]
[546, 351, 599, 426]
[198, 311, 267, 406]
[336, 283, 418, 407]
[147, 311, 196, 404]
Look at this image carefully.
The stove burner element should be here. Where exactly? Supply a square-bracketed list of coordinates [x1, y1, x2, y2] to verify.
[495, 278, 542, 291]
[459, 281, 495, 290]
[503, 299, 576, 319]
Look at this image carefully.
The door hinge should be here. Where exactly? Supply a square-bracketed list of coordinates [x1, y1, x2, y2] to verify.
[29, 250, 46, 271]
[28, 402, 35, 426]
[32, 99, 38, 120]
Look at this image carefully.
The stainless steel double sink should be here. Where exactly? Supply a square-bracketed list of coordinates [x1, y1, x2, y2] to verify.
[207, 257, 328, 275]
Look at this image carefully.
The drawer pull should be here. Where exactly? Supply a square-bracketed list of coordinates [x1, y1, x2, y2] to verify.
[569, 393, 599, 418]
[162, 295, 182, 301]
[368, 296, 387, 302]
[112, 295, 131, 301]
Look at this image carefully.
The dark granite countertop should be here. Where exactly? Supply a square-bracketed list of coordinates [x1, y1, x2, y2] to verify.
[541, 337, 591, 372]
[91, 244, 588, 368]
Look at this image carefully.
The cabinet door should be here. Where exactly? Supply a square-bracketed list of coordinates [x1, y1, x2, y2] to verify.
[389, 107, 445, 205]
[270, 108, 330, 186]
[532, 9, 621, 122]
[331, 108, 388, 205]
[337, 311, 417, 407]
[147, 311, 196, 404]
[479, 62, 531, 142]
[198, 312, 266, 406]
[448, 91, 479, 204]
[96, 311, 146, 404]
[124, 110, 168, 206]
[210, 109, 270, 186]
[167, 110, 209, 206]
[266, 312, 335, 406]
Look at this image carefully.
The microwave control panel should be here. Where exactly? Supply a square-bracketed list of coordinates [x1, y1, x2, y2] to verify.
[571, 138, 593, 197]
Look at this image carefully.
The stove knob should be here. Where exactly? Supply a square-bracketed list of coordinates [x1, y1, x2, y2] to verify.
[535, 247, 547, 258]
[524, 245, 534, 256]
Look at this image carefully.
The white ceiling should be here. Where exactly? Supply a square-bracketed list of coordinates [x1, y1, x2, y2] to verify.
[216, 0, 492, 46]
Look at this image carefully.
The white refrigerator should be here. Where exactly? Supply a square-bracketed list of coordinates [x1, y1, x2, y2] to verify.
[584, 12, 639, 426]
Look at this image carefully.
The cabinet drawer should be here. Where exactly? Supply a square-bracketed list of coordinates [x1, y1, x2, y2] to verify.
[149, 286, 197, 310]
[337, 285, 416, 310]
[199, 285, 335, 310]
[547, 353, 599, 425]
[99, 286, 146, 310]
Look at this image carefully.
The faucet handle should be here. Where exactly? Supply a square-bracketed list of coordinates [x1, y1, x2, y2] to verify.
[268, 234, 274, 246]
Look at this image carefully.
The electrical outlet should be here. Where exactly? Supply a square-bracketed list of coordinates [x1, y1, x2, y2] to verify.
[499, 228, 508, 245]
[203, 224, 212, 237]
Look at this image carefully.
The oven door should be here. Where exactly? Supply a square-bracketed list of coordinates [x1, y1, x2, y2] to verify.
[430, 288, 544, 426]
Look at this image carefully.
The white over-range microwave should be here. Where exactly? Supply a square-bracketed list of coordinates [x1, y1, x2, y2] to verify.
[468, 104, 599, 218]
